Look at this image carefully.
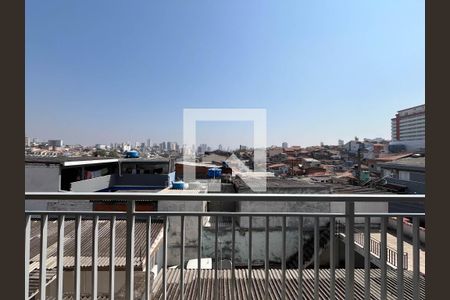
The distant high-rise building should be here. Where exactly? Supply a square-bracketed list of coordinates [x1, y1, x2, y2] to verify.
[218, 144, 223, 151]
[25, 136, 31, 147]
[146, 139, 151, 148]
[197, 144, 207, 154]
[48, 139, 64, 148]
[338, 139, 344, 147]
[391, 104, 425, 141]
[282, 142, 288, 149]
[390, 104, 425, 152]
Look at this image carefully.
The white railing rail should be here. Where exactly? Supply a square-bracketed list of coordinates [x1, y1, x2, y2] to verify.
[25, 193, 425, 300]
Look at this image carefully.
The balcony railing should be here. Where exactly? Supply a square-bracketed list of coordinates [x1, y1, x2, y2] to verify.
[336, 221, 409, 270]
[25, 192, 425, 300]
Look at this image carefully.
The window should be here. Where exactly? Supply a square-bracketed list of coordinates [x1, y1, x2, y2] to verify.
[399, 170, 410, 181]
[383, 169, 393, 177]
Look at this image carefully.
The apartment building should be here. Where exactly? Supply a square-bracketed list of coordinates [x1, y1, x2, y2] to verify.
[390, 104, 425, 152]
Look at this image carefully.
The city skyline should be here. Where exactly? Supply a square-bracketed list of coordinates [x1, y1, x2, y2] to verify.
[26, 0, 424, 146]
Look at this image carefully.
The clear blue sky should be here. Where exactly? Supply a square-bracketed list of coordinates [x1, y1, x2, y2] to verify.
[26, 0, 424, 148]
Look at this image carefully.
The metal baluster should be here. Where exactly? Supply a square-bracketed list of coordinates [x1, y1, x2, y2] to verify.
[380, 217, 387, 300]
[248, 216, 253, 300]
[92, 215, 99, 300]
[180, 216, 185, 300]
[329, 217, 335, 300]
[314, 217, 319, 300]
[397, 217, 404, 300]
[75, 215, 82, 300]
[145, 216, 152, 300]
[163, 216, 168, 300]
[364, 217, 370, 300]
[297, 217, 304, 300]
[110, 215, 116, 300]
[412, 216, 420, 300]
[231, 215, 236, 300]
[345, 202, 355, 300]
[282, 216, 286, 300]
[126, 201, 136, 300]
[57, 215, 65, 300]
[39, 214, 48, 300]
[265, 216, 270, 300]
[197, 216, 202, 300]
[214, 216, 219, 300]
[25, 215, 31, 300]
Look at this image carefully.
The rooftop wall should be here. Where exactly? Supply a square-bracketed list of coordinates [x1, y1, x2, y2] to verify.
[70, 175, 116, 192]
[25, 164, 60, 210]
[69, 172, 175, 192]
[386, 177, 425, 194]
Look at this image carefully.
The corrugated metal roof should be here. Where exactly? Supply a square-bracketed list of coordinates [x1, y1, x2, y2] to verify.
[47, 295, 110, 300]
[380, 156, 425, 170]
[29, 219, 163, 270]
[373, 153, 413, 162]
[28, 268, 57, 299]
[325, 183, 393, 194]
[150, 269, 425, 300]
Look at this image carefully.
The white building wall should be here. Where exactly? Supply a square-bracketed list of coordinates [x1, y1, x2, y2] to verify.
[25, 164, 60, 210]
[158, 198, 207, 266]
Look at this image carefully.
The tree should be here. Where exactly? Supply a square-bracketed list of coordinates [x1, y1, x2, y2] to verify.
[94, 149, 108, 157]
[108, 150, 121, 158]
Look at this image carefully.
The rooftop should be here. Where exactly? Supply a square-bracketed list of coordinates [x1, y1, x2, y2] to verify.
[120, 157, 170, 163]
[397, 104, 425, 113]
[380, 156, 425, 171]
[25, 155, 171, 166]
[28, 219, 164, 299]
[234, 176, 328, 192]
[25, 156, 118, 166]
[372, 153, 413, 162]
[302, 158, 320, 162]
[149, 269, 425, 300]
[29, 219, 163, 270]
[175, 161, 219, 168]
[267, 163, 288, 168]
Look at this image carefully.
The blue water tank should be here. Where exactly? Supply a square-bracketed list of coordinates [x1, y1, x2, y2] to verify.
[125, 150, 140, 158]
[207, 168, 222, 178]
[172, 181, 186, 190]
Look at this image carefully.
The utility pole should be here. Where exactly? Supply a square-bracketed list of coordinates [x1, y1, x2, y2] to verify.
[356, 142, 364, 186]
